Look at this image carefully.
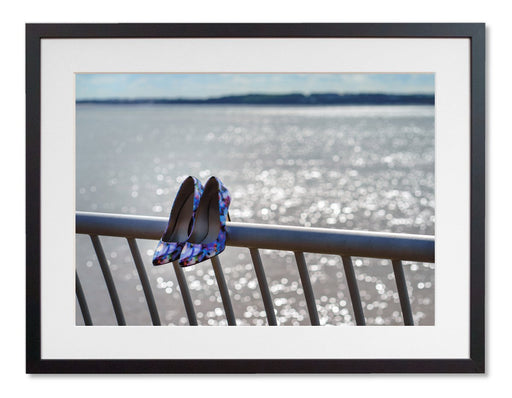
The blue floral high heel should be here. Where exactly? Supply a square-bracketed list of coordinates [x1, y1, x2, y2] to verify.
[152, 176, 203, 266]
[179, 176, 231, 267]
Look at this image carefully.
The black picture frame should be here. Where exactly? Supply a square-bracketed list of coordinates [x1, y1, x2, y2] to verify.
[26, 23, 485, 374]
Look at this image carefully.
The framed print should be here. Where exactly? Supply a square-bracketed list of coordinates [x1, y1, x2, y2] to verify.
[26, 23, 485, 373]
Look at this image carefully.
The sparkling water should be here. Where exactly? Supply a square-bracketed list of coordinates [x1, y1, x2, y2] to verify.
[76, 104, 435, 326]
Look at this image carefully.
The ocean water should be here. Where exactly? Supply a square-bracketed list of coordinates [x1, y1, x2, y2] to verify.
[76, 104, 435, 326]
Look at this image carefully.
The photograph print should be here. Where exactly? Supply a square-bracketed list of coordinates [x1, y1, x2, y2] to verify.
[75, 73, 435, 327]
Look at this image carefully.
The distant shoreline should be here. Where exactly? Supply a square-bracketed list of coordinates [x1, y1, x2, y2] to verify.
[76, 93, 434, 106]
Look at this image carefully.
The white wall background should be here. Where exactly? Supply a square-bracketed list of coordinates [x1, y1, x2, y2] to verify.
[0, 0, 508, 396]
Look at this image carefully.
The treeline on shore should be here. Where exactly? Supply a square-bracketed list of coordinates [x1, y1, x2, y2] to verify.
[77, 93, 434, 105]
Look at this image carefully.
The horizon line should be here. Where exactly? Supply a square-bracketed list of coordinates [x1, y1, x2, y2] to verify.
[76, 92, 435, 104]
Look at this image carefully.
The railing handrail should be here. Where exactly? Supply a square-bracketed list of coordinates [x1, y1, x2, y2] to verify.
[76, 211, 434, 262]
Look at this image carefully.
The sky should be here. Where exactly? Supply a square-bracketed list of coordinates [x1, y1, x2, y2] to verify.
[75, 73, 435, 100]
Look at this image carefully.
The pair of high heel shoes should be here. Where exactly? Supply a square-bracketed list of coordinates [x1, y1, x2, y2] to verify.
[152, 176, 231, 267]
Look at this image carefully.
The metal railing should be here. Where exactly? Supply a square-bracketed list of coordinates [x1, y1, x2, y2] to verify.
[76, 211, 435, 326]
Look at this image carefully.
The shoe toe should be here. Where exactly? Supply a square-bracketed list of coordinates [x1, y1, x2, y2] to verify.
[152, 241, 182, 265]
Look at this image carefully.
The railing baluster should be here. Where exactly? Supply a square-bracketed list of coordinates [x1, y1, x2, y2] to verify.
[340, 256, 366, 325]
[249, 248, 277, 326]
[89, 235, 126, 325]
[210, 256, 237, 325]
[293, 252, 320, 325]
[126, 238, 161, 326]
[172, 261, 198, 326]
[76, 272, 92, 326]
[391, 259, 414, 325]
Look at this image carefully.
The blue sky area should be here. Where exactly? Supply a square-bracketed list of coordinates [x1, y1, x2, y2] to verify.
[76, 73, 435, 100]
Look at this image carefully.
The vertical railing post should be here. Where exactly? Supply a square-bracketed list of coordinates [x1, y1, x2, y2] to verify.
[89, 235, 126, 325]
[391, 259, 414, 325]
[126, 238, 161, 326]
[76, 272, 92, 326]
[340, 256, 366, 325]
[294, 252, 320, 325]
[211, 256, 237, 325]
[172, 261, 198, 326]
[249, 248, 277, 326]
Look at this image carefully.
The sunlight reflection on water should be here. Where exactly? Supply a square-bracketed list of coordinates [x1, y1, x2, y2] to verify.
[76, 104, 434, 326]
